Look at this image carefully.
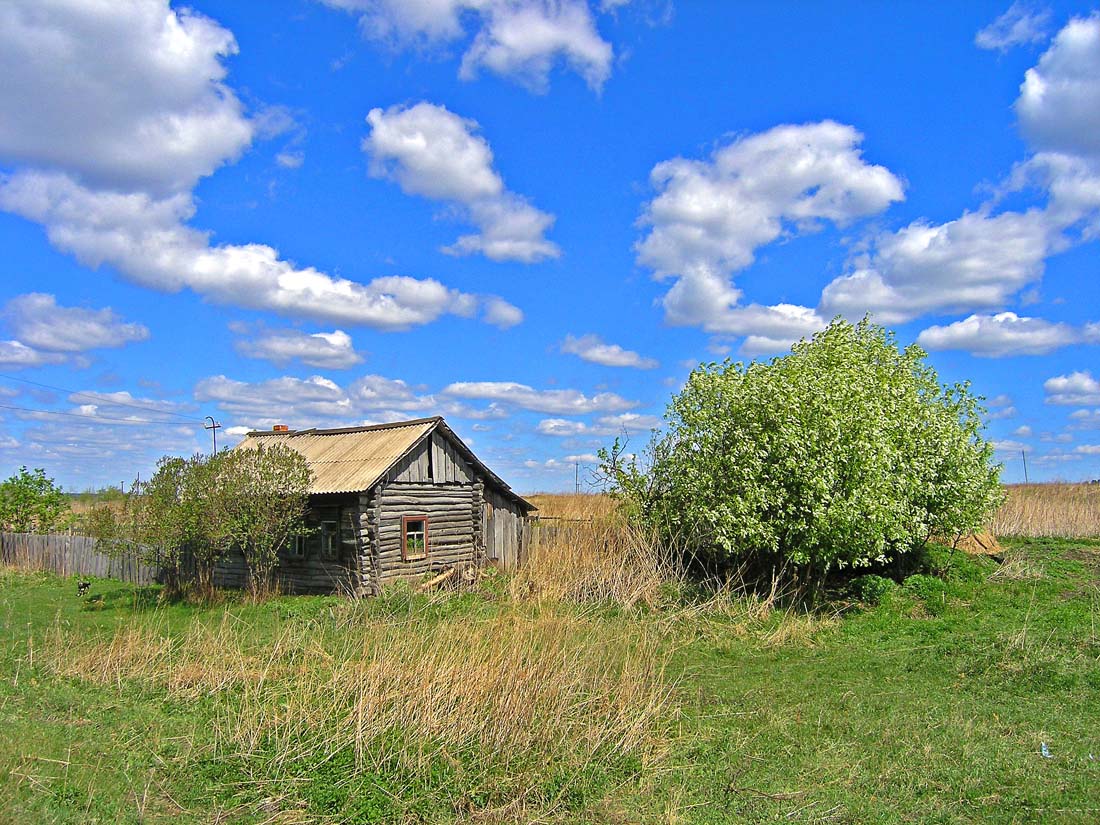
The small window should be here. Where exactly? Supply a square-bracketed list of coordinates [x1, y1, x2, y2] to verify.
[289, 534, 307, 559]
[320, 520, 339, 559]
[402, 516, 429, 562]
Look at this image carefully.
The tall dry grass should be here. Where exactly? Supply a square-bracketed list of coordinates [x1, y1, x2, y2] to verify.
[512, 519, 675, 607]
[38, 606, 673, 816]
[525, 492, 619, 521]
[992, 483, 1100, 538]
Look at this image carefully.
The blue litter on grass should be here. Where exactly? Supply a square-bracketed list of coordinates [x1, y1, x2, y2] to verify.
[1040, 742, 1052, 759]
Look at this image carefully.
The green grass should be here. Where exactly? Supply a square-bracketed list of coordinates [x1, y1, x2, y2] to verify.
[2, 539, 1100, 823]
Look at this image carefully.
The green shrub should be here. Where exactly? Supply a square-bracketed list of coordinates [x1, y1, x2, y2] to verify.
[600, 317, 1004, 587]
[849, 574, 898, 605]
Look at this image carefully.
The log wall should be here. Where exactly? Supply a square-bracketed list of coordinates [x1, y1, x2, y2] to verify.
[374, 482, 478, 583]
[211, 492, 362, 595]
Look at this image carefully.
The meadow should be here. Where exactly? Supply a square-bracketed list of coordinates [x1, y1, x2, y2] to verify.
[0, 484, 1098, 823]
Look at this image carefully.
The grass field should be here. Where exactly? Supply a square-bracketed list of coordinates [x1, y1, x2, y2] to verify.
[3, 528, 1100, 823]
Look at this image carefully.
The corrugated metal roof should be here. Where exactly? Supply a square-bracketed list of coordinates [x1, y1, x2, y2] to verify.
[235, 418, 436, 495]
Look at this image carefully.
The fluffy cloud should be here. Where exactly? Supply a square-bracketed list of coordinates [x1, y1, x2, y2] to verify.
[1016, 13, 1100, 159]
[347, 374, 435, 412]
[442, 381, 636, 414]
[536, 411, 660, 436]
[975, 2, 1052, 52]
[0, 0, 252, 195]
[916, 311, 1100, 357]
[0, 340, 68, 369]
[325, 0, 614, 92]
[195, 374, 357, 427]
[819, 210, 1055, 323]
[194, 372, 529, 432]
[481, 296, 525, 328]
[560, 334, 657, 368]
[822, 15, 1100, 326]
[64, 390, 193, 418]
[3, 293, 148, 353]
[635, 121, 902, 337]
[718, 304, 826, 355]
[525, 453, 601, 470]
[1044, 370, 1100, 405]
[1069, 408, 1100, 429]
[992, 439, 1033, 454]
[363, 102, 558, 262]
[233, 327, 364, 369]
[0, 172, 504, 330]
[0, 3, 515, 334]
[1075, 443, 1100, 454]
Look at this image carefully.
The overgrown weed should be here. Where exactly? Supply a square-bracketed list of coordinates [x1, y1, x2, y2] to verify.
[34, 599, 674, 821]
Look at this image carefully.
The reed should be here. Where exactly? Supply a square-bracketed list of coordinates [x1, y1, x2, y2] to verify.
[991, 483, 1100, 538]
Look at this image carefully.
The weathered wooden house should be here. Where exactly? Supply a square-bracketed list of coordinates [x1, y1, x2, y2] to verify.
[218, 417, 535, 595]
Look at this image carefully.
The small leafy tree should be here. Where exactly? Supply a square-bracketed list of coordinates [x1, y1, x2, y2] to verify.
[601, 317, 1003, 591]
[90, 454, 232, 598]
[219, 443, 312, 597]
[0, 467, 68, 533]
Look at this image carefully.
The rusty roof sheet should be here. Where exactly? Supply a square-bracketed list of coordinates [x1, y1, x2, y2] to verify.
[234, 418, 436, 495]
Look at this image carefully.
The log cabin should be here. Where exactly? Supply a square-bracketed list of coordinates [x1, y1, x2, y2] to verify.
[220, 417, 535, 595]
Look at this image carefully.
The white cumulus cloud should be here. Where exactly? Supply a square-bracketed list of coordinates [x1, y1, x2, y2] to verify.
[635, 121, 903, 338]
[820, 16, 1100, 326]
[1044, 370, 1100, 405]
[0, 340, 68, 369]
[560, 334, 658, 368]
[363, 102, 558, 262]
[234, 327, 364, 369]
[0, 0, 253, 195]
[819, 210, 1055, 324]
[536, 411, 660, 436]
[916, 312, 1100, 357]
[3, 293, 149, 353]
[324, 0, 615, 92]
[0, 2, 515, 334]
[1016, 13, 1100, 160]
[442, 381, 636, 414]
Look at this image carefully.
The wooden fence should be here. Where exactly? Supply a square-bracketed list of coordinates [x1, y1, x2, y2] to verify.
[525, 516, 588, 555]
[0, 531, 163, 586]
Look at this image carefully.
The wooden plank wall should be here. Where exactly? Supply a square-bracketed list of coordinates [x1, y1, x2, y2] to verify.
[375, 482, 477, 583]
[0, 531, 161, 586]
[484, 489, 526, 571]
[390, 432, 473, 484]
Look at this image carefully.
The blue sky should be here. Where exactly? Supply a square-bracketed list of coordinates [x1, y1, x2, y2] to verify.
[1, 0, 1099, 492]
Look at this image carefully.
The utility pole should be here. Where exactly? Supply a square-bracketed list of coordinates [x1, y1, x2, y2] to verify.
[575, 462, 579, 494]
[204, 415, 222, 454]
[1022, 449, 1029, 484]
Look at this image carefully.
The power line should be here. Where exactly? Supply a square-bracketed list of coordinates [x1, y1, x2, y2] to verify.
[0, 402, 206, 428]
[0, 372, 204, 423]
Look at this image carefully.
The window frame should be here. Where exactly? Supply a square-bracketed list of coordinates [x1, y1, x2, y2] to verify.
[319, 519, 340, 560]
[288, 534, 307, 560]
[401, 515, 429, 562]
